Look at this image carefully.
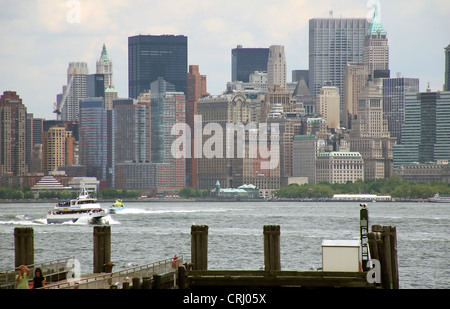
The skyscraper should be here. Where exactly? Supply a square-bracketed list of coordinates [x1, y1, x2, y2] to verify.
[350, 78, 396, 179]
[267, 45, 287, 89]
[78, 97, 110, 182]
[150, 78, 176, 163]
[96, 44, 114, 89]
[0, 91, 28, 176]
[57, 62, 89, 121]
[231, 45, 269, 82]
[363, 4, 389, 77]
[393, 91, 450, 169]
[342, 63, 369, 128]
[42, 126, 74, 173]
[186, 65, 208, 188]
[317, 85, 340, 130]
[128, 35, 187, 99]
[382, 77, 419, 143]
[309, 18, 369, 112]
[444, 44, 450, 91]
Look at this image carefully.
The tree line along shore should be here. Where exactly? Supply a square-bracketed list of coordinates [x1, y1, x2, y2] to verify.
[2, 176, 449, 202]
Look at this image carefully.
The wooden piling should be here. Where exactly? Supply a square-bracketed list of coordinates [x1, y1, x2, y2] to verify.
[93, 226, 111, 273]
[368, 225, 399, 289]
[263, 225, 281, 271]
[191, 225, 208, 270]
[14, 227, 34, 268]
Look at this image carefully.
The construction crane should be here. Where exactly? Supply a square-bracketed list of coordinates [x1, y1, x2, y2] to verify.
[53, 67, 76, 120]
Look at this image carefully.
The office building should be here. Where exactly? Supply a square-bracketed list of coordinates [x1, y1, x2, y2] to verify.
[231, 45, 269, 83]
[350, 78, 396, 179]
[42, 125, 74, 173]
[26, 114, 44, 173]
[363, 5, 389, 77]
[382, 77, 420, 143]
[342, 63, 368, 128]
[78, 97, 110, 183]
[394, 91, 450, 169]
[0, 91, 28, 176]
[128, 35, 187, 99]
[293, 135, 319, 184]
[309, 18, 369, 109]
[112, 98, 150, 164]
[316, 151, 364, 183]
[267, 45, 287, 89]
[87, 74, 105, 99]
[317, 85, 340, 130]
[57, 62, 89, 122]
[444, 44, 450, 91]
[186, 65, 208, 188]
[150, 78, 176, 163]
[96, 44, 114, 89]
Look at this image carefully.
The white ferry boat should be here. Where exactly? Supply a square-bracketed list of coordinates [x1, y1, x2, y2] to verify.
[429, 193, 450, 203]
[47, 188, 107, 224]
[331, 194, 392, 202]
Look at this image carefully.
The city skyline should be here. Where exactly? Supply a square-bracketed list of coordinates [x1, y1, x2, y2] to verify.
[0, 0, 449, 120]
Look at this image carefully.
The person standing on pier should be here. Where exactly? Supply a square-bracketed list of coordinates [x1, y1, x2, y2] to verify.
[32, 268, 46, 289]
[16, 265, 30, 289]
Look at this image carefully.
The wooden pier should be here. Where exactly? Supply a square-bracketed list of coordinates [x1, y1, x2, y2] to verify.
[4, 207, 399, 289]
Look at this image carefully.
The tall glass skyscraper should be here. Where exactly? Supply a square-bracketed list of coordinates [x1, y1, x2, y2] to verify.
[382, 77, 419, 144]
[393, 91, 450, 168]
[309, 18, 369, 111]
[445, 44, 450, 91]
[128, 35, 187, 99]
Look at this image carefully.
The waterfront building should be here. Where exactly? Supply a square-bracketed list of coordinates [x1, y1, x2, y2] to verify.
[231, 45, 269, 83]
[0, 91, 28, 176]
[128, 35, 187, 99]
[316, 151, 364, 183]
[293, 135, 320, 184]
[196, 92, 253, 190]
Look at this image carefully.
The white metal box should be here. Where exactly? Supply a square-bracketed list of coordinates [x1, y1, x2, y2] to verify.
[321, 240, 361, 272]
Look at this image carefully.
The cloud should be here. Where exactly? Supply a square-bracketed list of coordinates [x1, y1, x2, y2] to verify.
[0, 0, 448, 120]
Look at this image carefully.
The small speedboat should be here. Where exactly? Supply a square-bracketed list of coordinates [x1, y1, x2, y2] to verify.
[108, 199, 125, 214]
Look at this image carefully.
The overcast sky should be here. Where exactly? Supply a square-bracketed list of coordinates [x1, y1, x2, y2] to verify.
[1, 0, 449, 120]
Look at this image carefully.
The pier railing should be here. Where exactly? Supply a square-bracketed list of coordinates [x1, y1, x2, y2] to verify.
[0, 257, 74, 289]
[41, 255, 183, 289]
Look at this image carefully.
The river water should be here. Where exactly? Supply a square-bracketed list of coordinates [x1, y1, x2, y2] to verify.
[0, 200, 448, 289]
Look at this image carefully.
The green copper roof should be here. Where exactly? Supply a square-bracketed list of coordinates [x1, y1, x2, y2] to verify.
[100, 43, 109, 62]
[368, 2, 386, 35]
